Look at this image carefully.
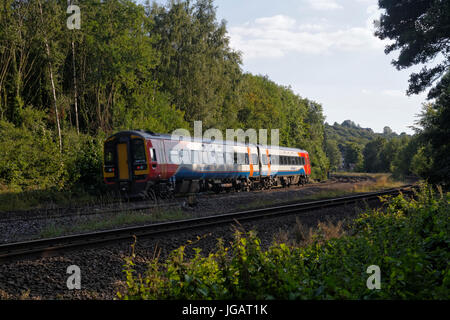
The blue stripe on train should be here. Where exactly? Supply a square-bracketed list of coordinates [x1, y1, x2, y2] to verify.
[260, 168, 306, 176]
[174, 167, 251, 180]
[174, 167, 305, 180]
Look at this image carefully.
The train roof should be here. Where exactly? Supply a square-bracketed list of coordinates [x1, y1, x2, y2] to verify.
[106, 130, 308, 154]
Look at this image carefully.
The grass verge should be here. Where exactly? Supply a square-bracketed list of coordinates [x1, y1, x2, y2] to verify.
[39, 208, 186, 239]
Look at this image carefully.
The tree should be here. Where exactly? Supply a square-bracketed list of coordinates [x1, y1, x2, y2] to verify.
[148, 0, 242, 129]
[383, 126, 393, 135]
[344, 143, 363, 172]
[363, 137, 386, 172]
[415, 72, 450, 186]
[325, 139, 341, 172]
[375, 0, 450, 96]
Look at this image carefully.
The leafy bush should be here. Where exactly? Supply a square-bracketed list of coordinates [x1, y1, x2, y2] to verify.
[61, 130, 106, 194]
[0, 108, 105, 194]
[119, 185, 449, 300]
[0, 108, 63, 191]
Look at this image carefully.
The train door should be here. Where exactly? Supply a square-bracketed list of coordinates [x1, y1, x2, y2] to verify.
[256, 147, 262, 176]
[117, 143, 130, 180]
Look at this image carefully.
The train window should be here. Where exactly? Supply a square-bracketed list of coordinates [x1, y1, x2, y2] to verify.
[270, 155, 278, 165]
[191, 150, 200, 164]
[104, 148, 114, 165]
[252, 153, 258, 165]
[236, 152, 247, 165]
[150, 148, 157, 162]
[224, 152, 233, 165]
[169, 150, 179, 164]
[131, 139, 146, 163]
[262, 155, 267, 165]
[215, 152, 224, 165]
[179, 149, 191, 164]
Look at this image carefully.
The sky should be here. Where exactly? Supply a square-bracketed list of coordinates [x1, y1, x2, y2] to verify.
[143, 0, 431, 134]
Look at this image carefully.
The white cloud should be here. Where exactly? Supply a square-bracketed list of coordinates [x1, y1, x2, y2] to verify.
[254, 15, 296, 29]
[307, 0, 343, 11]
[228, 10, 388, 59]
[382, 89, 406, 97]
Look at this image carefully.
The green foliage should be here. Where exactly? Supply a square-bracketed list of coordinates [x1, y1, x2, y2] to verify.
[119, 185, 450, 300]
[324, 139, 341, 172]
[0, 108, 63, 191]
[0, 107, 104, 194]
[373, 1, 450, 186]
[415, 72, 450, 188]
[390, 136, 419, 179]
[148, 0, 242, 129]
[61, 130, 105, 194]
[375, 0, 450, 96]
[344, 143, 363, 171]
[325, 121, 407, 173]
[363, 137, 386, 173]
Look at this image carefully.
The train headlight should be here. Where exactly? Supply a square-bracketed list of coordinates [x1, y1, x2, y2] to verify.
[134, 164, 147, 170]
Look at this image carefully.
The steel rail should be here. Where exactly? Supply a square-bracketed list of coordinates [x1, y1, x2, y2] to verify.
[0, 180, 342, 223]
[0, 185, 415, 263]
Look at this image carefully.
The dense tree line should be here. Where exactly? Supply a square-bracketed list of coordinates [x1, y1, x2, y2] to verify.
[0, 0, 329, 193]
[324, 121, 413, 175]
[324, 119, 437, 180]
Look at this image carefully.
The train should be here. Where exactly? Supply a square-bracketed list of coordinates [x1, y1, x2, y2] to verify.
[103, 130, 311, 199]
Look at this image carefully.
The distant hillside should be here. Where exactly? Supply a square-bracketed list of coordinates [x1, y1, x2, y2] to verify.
[324, 120, 407, 149]
[324, 120, 412, 172]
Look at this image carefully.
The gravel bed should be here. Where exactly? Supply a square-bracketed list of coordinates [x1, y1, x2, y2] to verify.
[0, 179, 373, 244]
[0, 198, 382, 300]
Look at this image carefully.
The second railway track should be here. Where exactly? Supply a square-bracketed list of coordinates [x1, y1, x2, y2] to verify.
[0, 185, 415, 263]
[0, 180, 345, 223]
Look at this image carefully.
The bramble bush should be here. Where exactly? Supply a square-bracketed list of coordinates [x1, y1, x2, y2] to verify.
[118, 185, 449, 299]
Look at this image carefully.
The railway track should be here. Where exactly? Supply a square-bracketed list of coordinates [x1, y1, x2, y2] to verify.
[0, 185, 415, 263]
[0, 180, 343, 223]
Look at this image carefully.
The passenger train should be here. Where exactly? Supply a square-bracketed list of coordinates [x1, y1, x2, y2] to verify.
[103, 130, 311, 199]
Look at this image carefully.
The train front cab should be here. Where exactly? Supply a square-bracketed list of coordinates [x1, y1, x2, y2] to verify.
[103, 132, 151, 195]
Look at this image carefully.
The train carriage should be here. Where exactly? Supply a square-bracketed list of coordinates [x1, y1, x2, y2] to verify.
[103, 130, 311, 198]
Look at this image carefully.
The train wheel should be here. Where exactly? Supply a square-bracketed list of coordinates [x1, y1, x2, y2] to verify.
[212, 184, 222, 194]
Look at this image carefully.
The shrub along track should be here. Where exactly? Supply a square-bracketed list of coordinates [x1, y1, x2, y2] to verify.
[0, 185, 414, 263]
